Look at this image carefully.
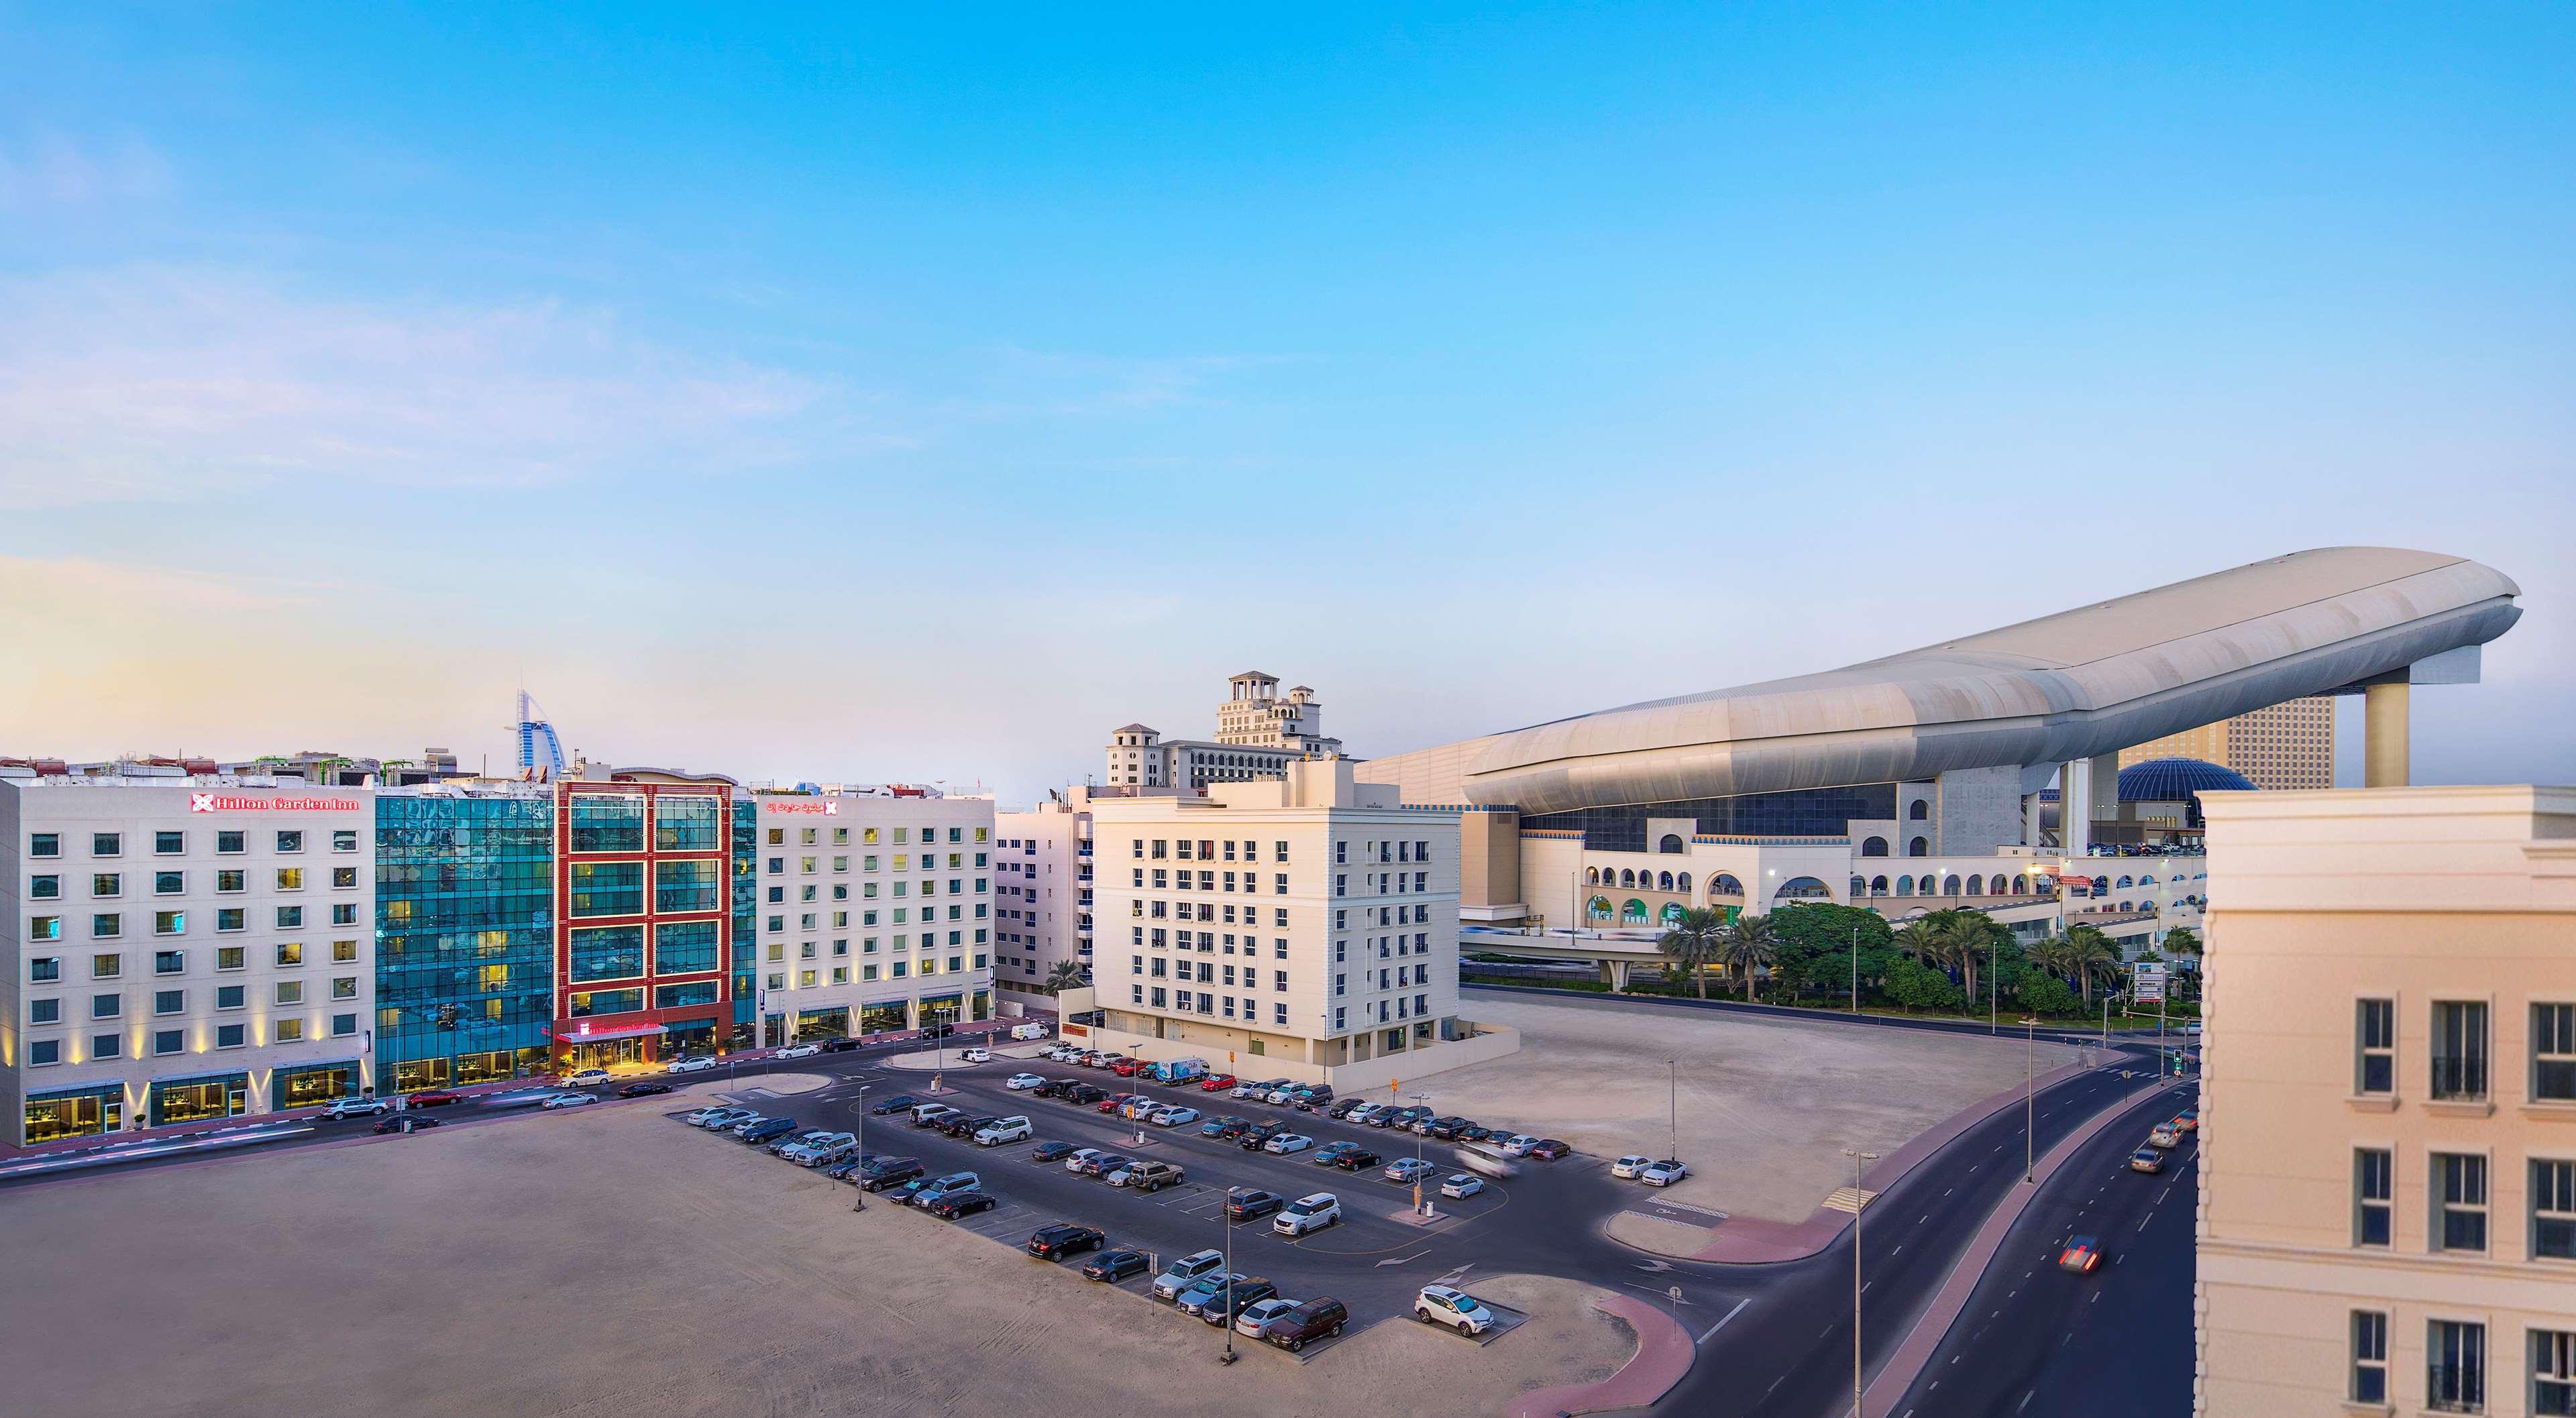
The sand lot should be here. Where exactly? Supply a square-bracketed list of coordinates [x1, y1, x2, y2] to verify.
[0, 1090, 1635, 1418]
[1428, 991, 2080, 1220]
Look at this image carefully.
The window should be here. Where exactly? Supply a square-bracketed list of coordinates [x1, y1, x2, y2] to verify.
[331, 866, 357, 889]
[30, 873, 58, 899]
[275, 906, 303, 929]
[154, 830, 184, 855]
[92, 832, 121, 857]
[92, 912, 121, 938]
[30, 832, 59, 858]
[94, 873, 127, 899]
[333, 1013, 358, 1037]
[2349, 1311, 2387, 1404]
[217, 1024, 244, 1048]
[216, 908, 244, 932]
[216, 830, 243, 854]
[216, 985, 244, 1009]
[31, 955, 60, 982]
[154, 989, 182, 1014]
[29, 1040, 59, 1066]
[216, 947, 244, 971]
[331, 976, 358, 999]
[274, 980, 302, 1005]
[333, 830, 357, 852]
[333, 939, 357, 963]
[2355, 1148, 2393, 1246]
[276, 830, 302, 853]
[154, 871, 182, 895]
[2538, 1003, 2576, 1103]
[2536, 1158, 2576, 1261]
[276, 867, 304, 891]
[154, 950, 183, 974]
[275, 942, 302, 967]
[30, 916, 60, 941]
[30, 998, 60, 1024]
[2432, 1001, 2489, 1101]
[2429, 1319, 2484, 1413]
[154, 910, 184, 936]
[276, 1018, 304, 1042]
[154, 1029, 183, 1056]
[91, 1033, 120, 1059]
[216, 869, 244, 893]
[92, 952, 121, 979]
[91, 992, 120, 1019]
[2434, 1152, 2488, 1253]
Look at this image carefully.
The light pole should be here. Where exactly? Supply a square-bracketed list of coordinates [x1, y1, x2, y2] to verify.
[1988, 934, 1998, 1036]
[1849, 926, 1858, 1016]
[1218, 1184, 1238, 1364]
[1410, 1091, 1431, 1216]
[850, 1084, 871, 1211]
[2023, 1016, 2039, 1183]
[1844, 1146, 1879, 1418]
[1666, 1058, 1678, 1164]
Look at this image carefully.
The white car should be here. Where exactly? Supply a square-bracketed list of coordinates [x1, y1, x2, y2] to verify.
[973, 1116, 1032, 1147]
[561, 1068, 611, 1089]
[775, 1042, 822, 1060]
[541, 1092, 600, 1109]
[1415, 1284, 1495, 1336]
[960, 1047, 991, 1064]
[1263, 1087, 1298, 1105]
[1264, 1133, 1313, 1155]
[782, 1132, 857, 1166]
[1496, 1134, 1539, 1156]
[1638, 1160, 1688, 1187]
[319, 1097, 391, 1120]
[1005, 1073, 1046, 1091]
[1439, 1172, 1486, 1199]
[1343, 1103, 1383, 1126]
[1234, 1297, 1299, 1338]
[667, 1056, 720, 1074]
[1064, 1147, 1106, 1175]
[685, 1105, 755, 1128]
[1152, 1248, 1226, 1301]
[1611, 1154, 1653, 1180]
[1151, 1106, 1201, 1128]
[1273, 1192, 1340, 1236]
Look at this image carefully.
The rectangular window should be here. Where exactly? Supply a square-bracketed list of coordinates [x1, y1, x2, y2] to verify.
[154, 949, 183, 974]
[30, 832, 60, 857]
[333, 830, 358, 851]
[155, 991, 184, 1015]
[567, 861, 645, 917]
[2434, 1152, 2488, 1253]
[274, 906, 301, 929]
[276, 1018, 304, 1042]
[331, 976, 357, 999]
[2532, 1331, 2576, 1418]
[91, 992, 120, 1019]
[217, 1023, 244, 1048]
[216, 830, 243, 854]
[216, 908, 243, 932]
[2432, 1000, 2489, 1101]
[275, 867, 304, 891]
[93, 1033, 121, 1058]
[153, 871, 182, 895]
[216, 947, 244, 971]
[216, 869, 244, 893]
[154, 910, 184, 936]
[276, 981, 303, 1005]
[92, 913, 121, 938]
[31, 916, 60, 941]
[2535, 1158, 2576, 1262]
[566, 988, 646, 1018]
[30, 997, 60, 1024]
[91, 952, 121, 979]
[331, 866, 357, 889]
[2538, 1003, 2576, 1103]
[333, 1013, 357, 1036]
[29, 874, 58, 899]
[275, 830, 301, 853]
[2429, 1319, 2484, 1413]
[333, 939, 357, 963]
[153, 1029, 184, 1056]
[2355, 1148, 2393, 1246]
[92, 832, 121, 857]
[275, 942, 301, 967]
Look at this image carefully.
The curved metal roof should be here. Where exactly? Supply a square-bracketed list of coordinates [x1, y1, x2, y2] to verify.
[2117, 757, 2255, 802]
[1375, 547, 2520, 816]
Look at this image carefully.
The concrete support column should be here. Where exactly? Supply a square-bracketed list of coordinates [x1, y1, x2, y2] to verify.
[2091, 753, 2121, 822]
[2023, 792, 2045, 847]
[2365, 681, 2411, 787]
[2061, 759, 2093, 858]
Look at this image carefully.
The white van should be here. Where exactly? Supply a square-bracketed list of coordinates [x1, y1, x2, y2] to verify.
[1010, 1022, 1050, 1041]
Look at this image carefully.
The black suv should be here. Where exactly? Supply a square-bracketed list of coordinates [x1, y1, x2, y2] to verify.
[869, 1094, 922, 1116]
[1026, 1223, 1108, 1260]
[1331, 1148, 1382, 1172]
[939, 1113, 1001, 1139]
[1224, 1188, 1284, 1221]
[859, 1157, 926, 1192]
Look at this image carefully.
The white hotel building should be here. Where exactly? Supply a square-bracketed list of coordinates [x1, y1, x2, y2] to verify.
[994, 796, 1093, 996]
[2, 767, 378, 1145]
[744, 787, 996, 1042]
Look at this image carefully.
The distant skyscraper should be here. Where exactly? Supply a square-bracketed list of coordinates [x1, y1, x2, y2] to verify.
[2121, 696, 2336, 790]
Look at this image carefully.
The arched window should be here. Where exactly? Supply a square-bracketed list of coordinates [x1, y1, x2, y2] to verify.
[1964, 874, 1984, 896]
[1586, 867, 1600, 885]
[1660, 902, 1686, 925]
[1656, 871, 1674, 891]
[1907, 836, 1929, 857]
[1850, 876, 1868, 898]
[1895, 875, 1914, 897]
[1870, 875, 1889, 895]
[2116, 875, 2134, 889]
[1714, 873, 1742, 895]
[1587, 896, 1613, 922]
[2091, 876, 2110, 894]
[1657, 833, 1685, 855]
[1861, 836, 1890, 858]
[1908, 800, 1930, 820]
[2012, 875, 2029, 894]
[1621, 899, 1648, 924]
[1618, 869, 1635, 889]
[1676, 872, 1693, 894]
[2139, 875, 2157, 885]
[1773, 875, 1832, 903]
[1942, 875, 1962, 895]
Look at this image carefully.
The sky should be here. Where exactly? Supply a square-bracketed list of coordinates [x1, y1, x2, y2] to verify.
[2, 3, 2570, 805]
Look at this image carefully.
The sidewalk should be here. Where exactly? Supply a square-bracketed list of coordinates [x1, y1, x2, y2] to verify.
[1503, 1293, 1694, 1418]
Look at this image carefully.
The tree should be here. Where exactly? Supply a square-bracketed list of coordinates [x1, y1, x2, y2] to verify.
[1766, 901, 1892, 1003]
[2063, 926, 2121, 1009]
[1720, 914, 1782, 1002]
[2017, 972, 2078, 1017]
[1044, 960, 1087, 993]
[1656, 906, 1729, 1000]
[1884, 957, 1963, 1014]
[2160, 926, 2202, 959]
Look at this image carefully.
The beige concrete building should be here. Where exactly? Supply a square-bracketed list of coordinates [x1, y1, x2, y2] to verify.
[1078, 759, 1515, 1082]
[1102, 671, 1345, 792]
[2196, 785, 2576, 1417]
[2124, 696, 2338, 791]
[994, 797, 1093, 996]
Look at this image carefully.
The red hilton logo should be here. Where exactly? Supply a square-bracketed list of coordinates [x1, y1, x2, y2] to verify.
[764, 802, 839, 815]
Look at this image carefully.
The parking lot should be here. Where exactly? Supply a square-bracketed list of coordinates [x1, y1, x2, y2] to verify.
[0, 1075, 1641, 1418]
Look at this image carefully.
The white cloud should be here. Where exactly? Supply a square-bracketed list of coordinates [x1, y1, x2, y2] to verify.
[0, 133, 172, 209]
[0, 266, 843, 506]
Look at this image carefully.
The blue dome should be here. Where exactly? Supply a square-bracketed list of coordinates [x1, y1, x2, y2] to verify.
[2117, 757, 2255, 802]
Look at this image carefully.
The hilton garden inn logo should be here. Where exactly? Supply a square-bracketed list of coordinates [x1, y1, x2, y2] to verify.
[189, 794, 360, 813]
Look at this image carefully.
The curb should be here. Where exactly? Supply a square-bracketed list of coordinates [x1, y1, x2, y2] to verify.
[1503, 1293, 1693, 1418]
[1857, 1075, 2173, 1416]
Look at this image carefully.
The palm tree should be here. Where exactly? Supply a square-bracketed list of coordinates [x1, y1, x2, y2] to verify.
[1044, 959, 1087, 994]
[1656, 906, 1728, 1000]
[2063, 926, 2121, 1010]
[2029, 934, 2081, 995]
[1719, 914, 1781, 1002]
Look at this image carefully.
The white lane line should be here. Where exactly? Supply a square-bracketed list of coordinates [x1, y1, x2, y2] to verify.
[1698, 1296, 1752, 1344]
[2018, 1388, 2036, 1412]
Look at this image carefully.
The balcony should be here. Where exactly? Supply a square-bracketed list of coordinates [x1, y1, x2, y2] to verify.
[2430, 1056, 2488, 1101]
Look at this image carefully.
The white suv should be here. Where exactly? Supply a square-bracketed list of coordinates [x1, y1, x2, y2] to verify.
[973, 1115, 1032, 1147]
[321, 1097, 391, 1120]
[1415, 1285, 1495, 1336]
[1273, 1193, 1341, 1236]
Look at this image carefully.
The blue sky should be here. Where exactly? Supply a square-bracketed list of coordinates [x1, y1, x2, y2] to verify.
[3, 3, 2569, 801]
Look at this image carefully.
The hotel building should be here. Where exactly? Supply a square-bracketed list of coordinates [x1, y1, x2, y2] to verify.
[743, 787, 995, 1042]
[995, 796, 1094, 995]
[1104, 671, 1344, 792]
[3, 765, 379, 1144]
[2196, 785, 2576, 1417]
[2123, 696, 2338, 792]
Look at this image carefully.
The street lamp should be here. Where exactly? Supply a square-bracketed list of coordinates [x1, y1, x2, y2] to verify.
[1843, 1146, 1879, 1418]
[2023, 1016, 2039, 1183]
[1666, 1058, 1678, 1166]
[1849, 926, 1859, 1018]
[850, 1084, 871, 1211]
[1409, 1091, 1431, 1217]
[1217, 1183, 1238, 1365]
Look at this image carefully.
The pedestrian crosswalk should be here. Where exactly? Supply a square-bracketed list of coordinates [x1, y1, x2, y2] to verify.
[1823, 1186, 1879, 1214]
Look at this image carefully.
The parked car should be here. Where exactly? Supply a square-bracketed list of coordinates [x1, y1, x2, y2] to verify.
[1112, 1160, 1185, 1193]
[766, 1128, 836, 1156]
[784, 1132, 858, 1166]
[373, 1115, 440, 1134]
[1079, 1152, 1134, 1179]
[619, 1081, 675, 1097]
[1026, 1223, 1107, 1260]
[926, 1190, 999, 1219]
[1611, 1154, 1653, 1180]
[974, 1116, 1033, 1147]
[1414, 1284, 1495, 1336]
[1326, 1098, 1366, 1120]
[1265, 1133, 1313, 1155]
[1063, 1147, 1105, 1175]
[908, 1103, 959, 1128]
[823, 1153, 874, 1181]
[1030, 1141, 1077, 1164]
[667, 1055, 720, 1074]
[722, 1113, 775, 1136]
[1203, 1278, 1283, 1327]
[859, 1157, 926, 1192]
[1263, 1085, 1301, 1106]
[1638, 1160, 1688, 1187]
[1151, 1248, 1226, 1301]
[1238, 1121, 1287, 1150]
[937, 1112, 1000, 1139]
[1199, 1073, 1238, 1093]
[1006, 1073, 1046, 1091]
[407, 1090, 464, 1107]
[1273, 1192, 1340, 1236]
[961, 1047, 991, 1064]
[1258, 1297, 1349, 1352]
[1209, 1116, 1254, 1140]
[867, 1094, 922, 1116]
[1234, 1297, 1299, 1338]
[820, 1036, 865, 1052]
[686, 1105, 756, 1128]
[1224, 1187, 1285, 1221]
[1110, 1057, 1143, 1077]
[1082, 1248, 1152, 1282]
[2129, 1146, 2166, 1175]
[1066, 1085, 1108, 1106]
[2057, 1234, 2104, 1273]
[1175, 1272, 1251, 1320]
[775, 1042, 822, 1060]
[908, 1171, 981, 1208]
[561, 1068, 612, 1089]
[1439, 1172, 1486, 1199]
[1383, 1157, 1434, 1185]
[541, 1091, 601, 1109]
[1494, 1133, 1539, 1156]
[1341, 1103, 1381, 1126]
[321, 1097, 393, 1120]
[1525, 1139, 1571, 1160]
[1312, 1141, 1360, 1166]
[1331, 1148, 1383, 1172]
[737, 1117, 800, 1144]
[1146, 1105, 1197, 1128]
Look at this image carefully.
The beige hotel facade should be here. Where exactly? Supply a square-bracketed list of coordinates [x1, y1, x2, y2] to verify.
[2196, 785, 2576, 1417]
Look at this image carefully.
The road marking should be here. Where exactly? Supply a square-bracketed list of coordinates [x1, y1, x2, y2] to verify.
[1375, 1249, 1432, 1268]
[1698, 1296, 1752, 1343]
[2018, 1389, 2035, 1412]
[2091, 1291, 2102, 1303]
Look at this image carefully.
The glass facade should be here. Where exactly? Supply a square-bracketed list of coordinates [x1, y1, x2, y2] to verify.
[151, 1071, 249, 1125]
[24, 1084, 123, 1144]
[859, 1000, 909, 1033]
[1522, 783, 1896, 851]
[568, 925, 645, 982]
[568, 794, 646, 853]
[376, 793, 555, 1092]
[567, 861, 644, 917]
[273, 1059, 361, 1109]
[655, 981, 719, 1010]
[655, 795, 722, 852]
[653, 920, 720, 975]
[653, 859, 721, 913]
[731, 800, 757, 1044]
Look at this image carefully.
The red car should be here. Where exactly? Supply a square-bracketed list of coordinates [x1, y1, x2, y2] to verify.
[1110, 1058, 1143, 1078]
[1199, 1073, 1238, 1092]
[1098, 1092, 1142, 1113]
[407, 1090, 464, 1108]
